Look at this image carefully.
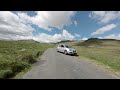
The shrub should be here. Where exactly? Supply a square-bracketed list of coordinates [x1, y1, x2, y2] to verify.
[0, 69, 13, 79]
[11, 61, 30, 73]
[0, 60, 12, 70]
[36, 51, 42, 57]
[22, 55, 37, 64]
[0, 62, 9, 70]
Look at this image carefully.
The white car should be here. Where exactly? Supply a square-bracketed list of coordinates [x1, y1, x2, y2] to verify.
[57, 44, 77, 55]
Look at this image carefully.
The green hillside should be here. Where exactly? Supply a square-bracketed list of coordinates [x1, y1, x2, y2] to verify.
[0, 40, 54, 79]
[76, 38, 120, 47]
[72, 38, 120, 71]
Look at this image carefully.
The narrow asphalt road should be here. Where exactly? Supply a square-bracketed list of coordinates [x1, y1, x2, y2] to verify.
[23, 48, 119, 79]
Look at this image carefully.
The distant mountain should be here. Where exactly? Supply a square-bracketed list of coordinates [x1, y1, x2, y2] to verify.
[75, 38, 120, 46]
[0, 39, 40, 43]
[17, 39, 40, 43]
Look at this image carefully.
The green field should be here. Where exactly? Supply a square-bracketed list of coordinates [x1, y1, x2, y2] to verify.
[0, 40, 54, 79]
[71, 39, 120, 71]
[1, 38, 120, 78]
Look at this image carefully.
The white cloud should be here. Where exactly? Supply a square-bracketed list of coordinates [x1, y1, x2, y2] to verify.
[0, 11, 77, 43]
[91, 24, 117, 35]
[33, 29, 75, 43]
[0, 11, 34, 40]
[81, 37, 88, 40]
[89, 11, 120, 24]
[98, 37, 103, 39]
[74, 33, 80, 37]
[17, 11, 76, 31]
[102, 34, 120, 40]
[0, 33, 32, 40]
[74, 20, 77, 26]
[62, 29, 75, 39]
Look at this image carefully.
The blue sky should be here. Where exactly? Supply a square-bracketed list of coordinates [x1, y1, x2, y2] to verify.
[0, 11, 120, 42]
[31, 11, 97, 39]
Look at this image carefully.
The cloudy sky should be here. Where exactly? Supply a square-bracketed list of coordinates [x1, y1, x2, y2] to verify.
[0, 11, 120, 43]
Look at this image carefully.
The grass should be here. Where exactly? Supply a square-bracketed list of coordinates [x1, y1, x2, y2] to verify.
[0, 40, 54, 79]
[74, 46, 120, 71]
[71, 39, 120, 71]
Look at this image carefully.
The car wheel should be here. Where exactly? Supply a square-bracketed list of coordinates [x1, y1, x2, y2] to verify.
[57, 49, 59, 52]
[64, 50, 67, 55]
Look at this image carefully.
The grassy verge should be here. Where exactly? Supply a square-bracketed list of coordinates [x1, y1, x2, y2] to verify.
[0, 40, 54, 79]
[63, 39, 120, 72]
[12, 67, 32, 79]
[73, 45, 120, 72]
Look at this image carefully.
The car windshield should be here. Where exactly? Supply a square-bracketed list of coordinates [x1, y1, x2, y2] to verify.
[65, 45, 71, 48]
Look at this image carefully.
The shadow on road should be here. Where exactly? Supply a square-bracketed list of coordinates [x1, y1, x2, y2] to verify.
[69, 54, 79, 57]
[57, 51, 79, 57]
[34, 60, 47, 66]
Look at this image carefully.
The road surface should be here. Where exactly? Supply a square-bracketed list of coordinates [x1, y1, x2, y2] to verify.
[23, 48, 119, 79]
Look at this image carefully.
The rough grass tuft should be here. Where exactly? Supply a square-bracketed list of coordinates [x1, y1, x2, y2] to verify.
[0, 40, 54, 79]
